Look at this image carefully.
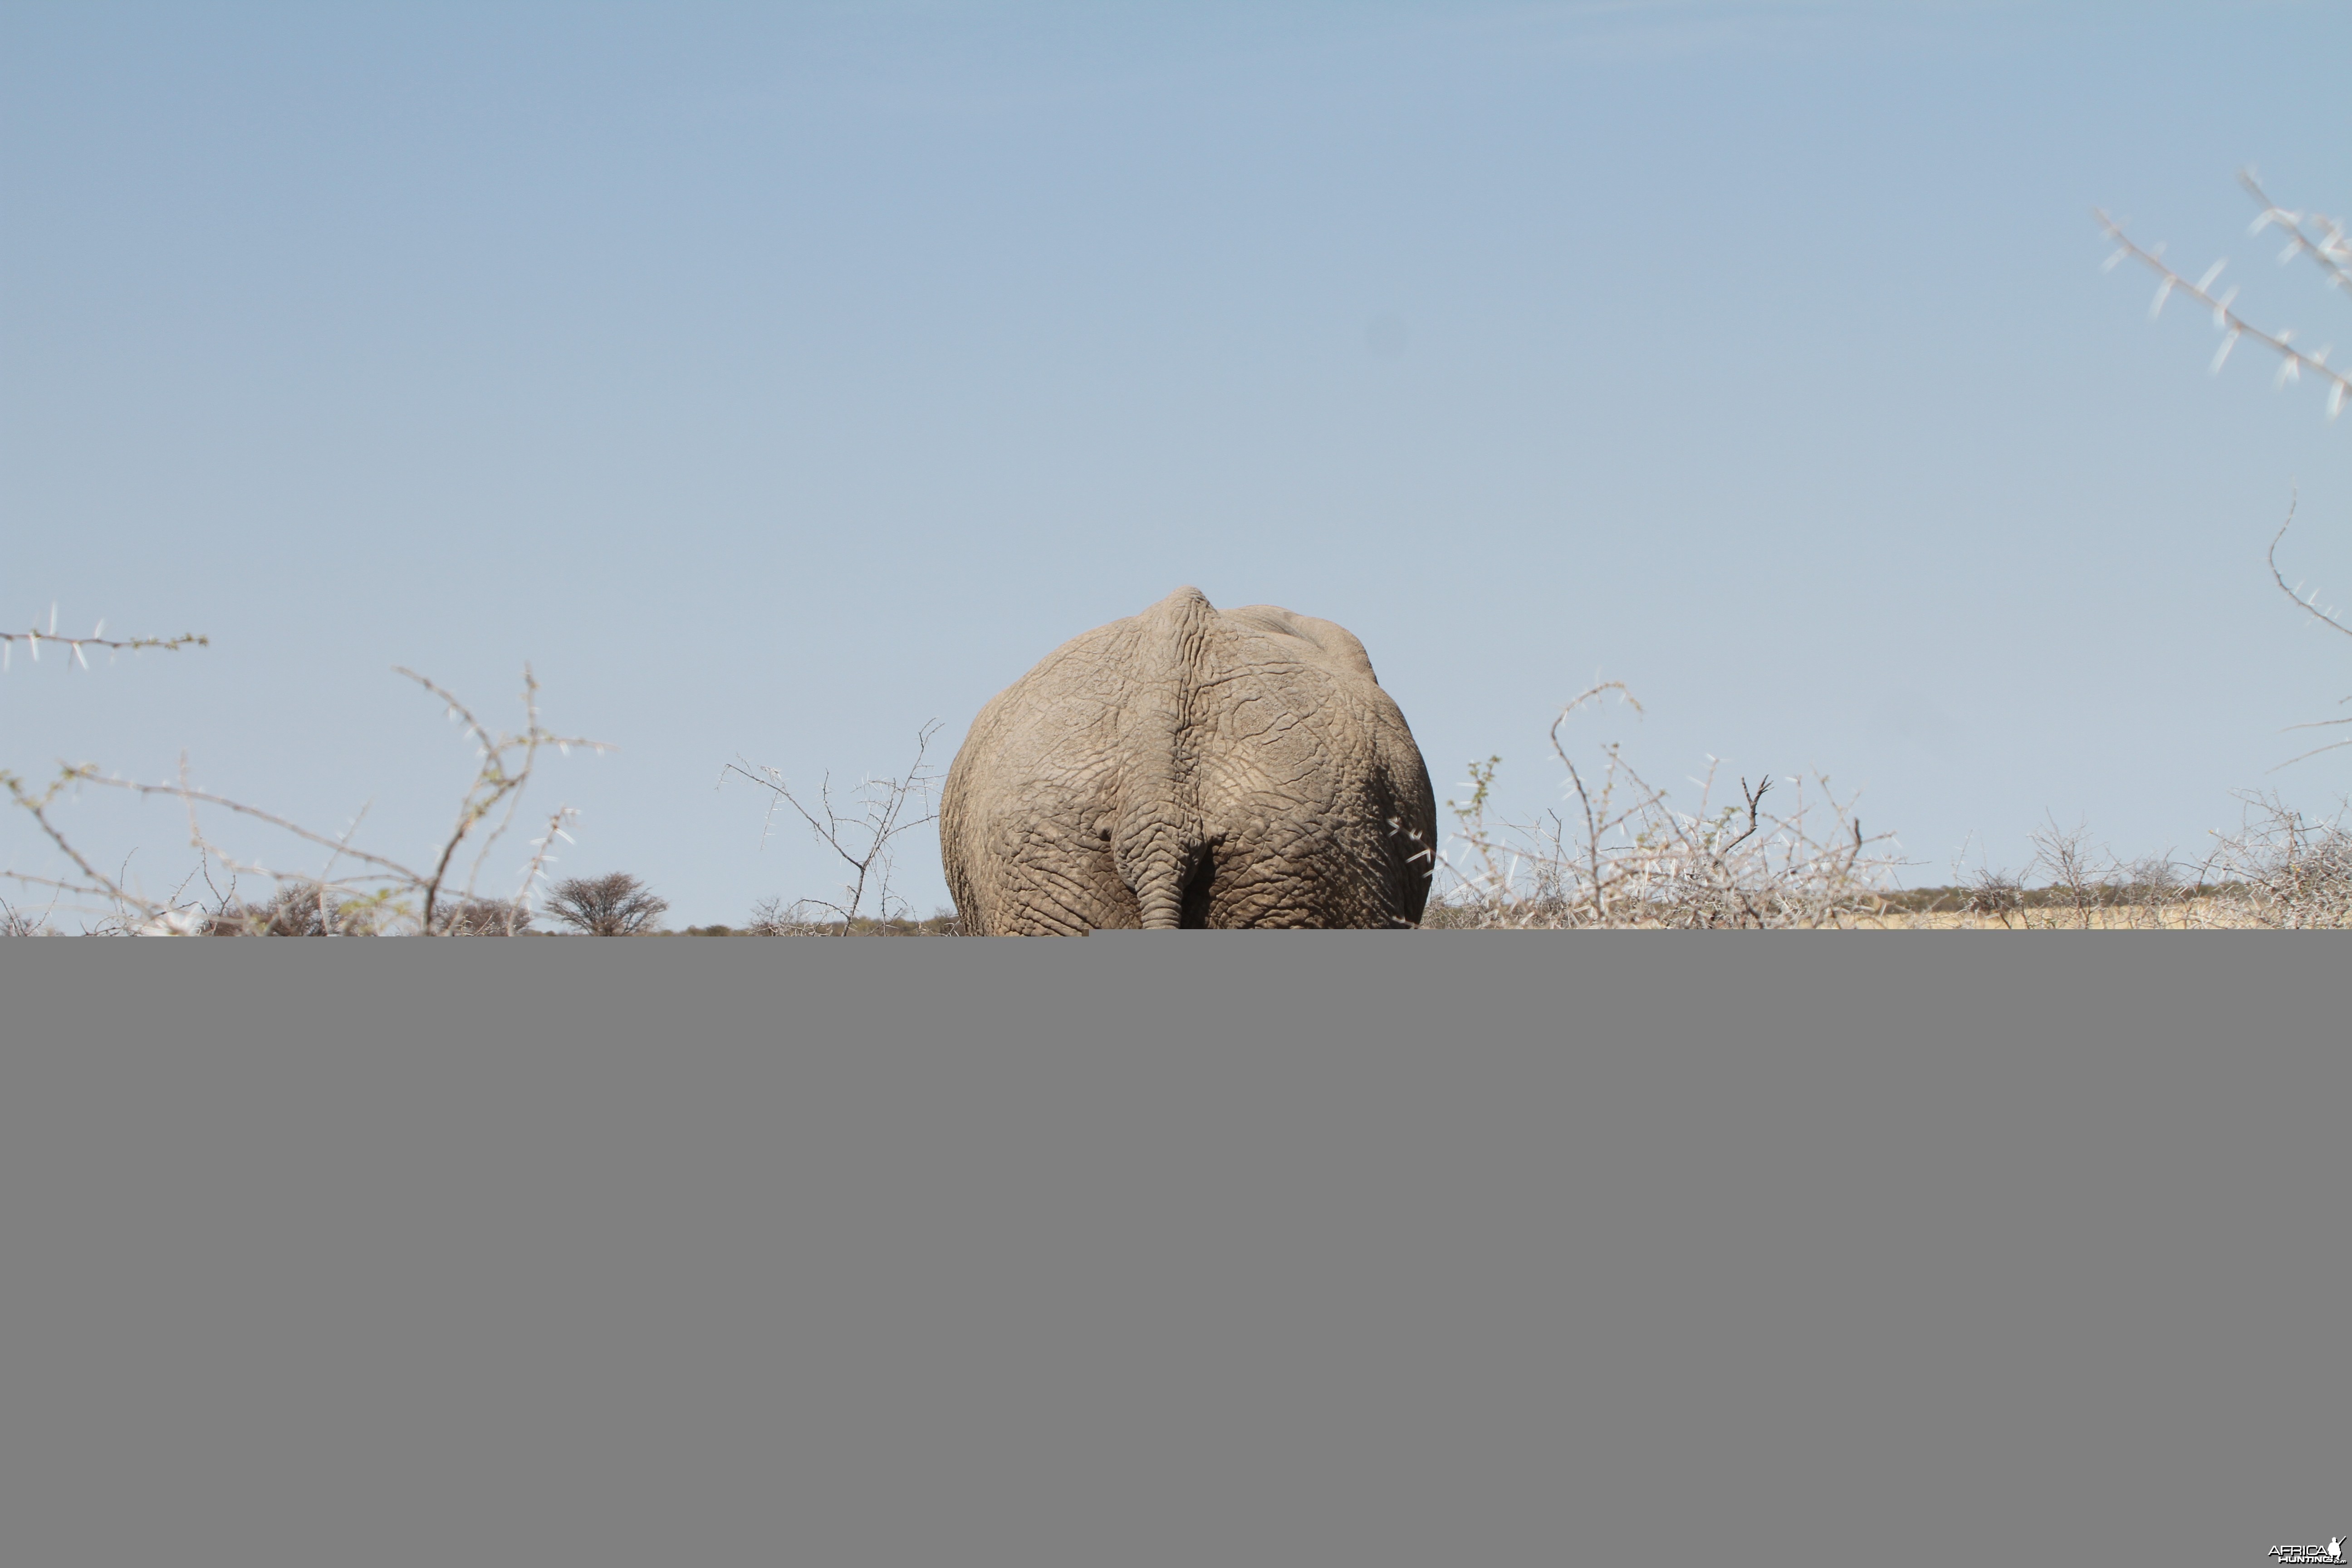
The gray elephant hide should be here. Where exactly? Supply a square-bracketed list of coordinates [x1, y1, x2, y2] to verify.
[940, 587, 1438, 933]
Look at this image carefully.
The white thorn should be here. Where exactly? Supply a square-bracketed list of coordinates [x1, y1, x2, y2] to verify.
[2211, 329, 2241, 374]
[2197, 260, 2227, 291]
[2150, 278, 2174, 318]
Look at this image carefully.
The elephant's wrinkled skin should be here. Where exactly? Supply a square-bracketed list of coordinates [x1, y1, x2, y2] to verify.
[941, 588, 1438, 933]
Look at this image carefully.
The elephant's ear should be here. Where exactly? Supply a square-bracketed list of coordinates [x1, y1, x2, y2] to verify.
[1226, 606, 1382, 686]
[1222, 604, 1311, 643]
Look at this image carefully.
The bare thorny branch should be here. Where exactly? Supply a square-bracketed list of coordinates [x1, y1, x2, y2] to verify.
[2239, 168, 2352, 301]
[2096, 169, 2352, 416]
[2101, 174, 2352, 774]
[2204, 792, 2352, 928]
[1, 605, 208, 674]
[4, 664, 608, 933]
[1431, 683, 1906, 929]
[721, 720, 944, 934]
[2263, 493, 2352, 770]
[393, 665, 609, 934]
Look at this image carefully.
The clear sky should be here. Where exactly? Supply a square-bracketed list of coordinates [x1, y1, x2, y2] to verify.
[6, 1, 2351, 926]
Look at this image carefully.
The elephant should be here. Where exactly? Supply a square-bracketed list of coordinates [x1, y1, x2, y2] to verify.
[940, 587, 1438, 933]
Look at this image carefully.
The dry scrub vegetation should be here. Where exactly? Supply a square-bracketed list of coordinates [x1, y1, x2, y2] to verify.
[8, 610, 2349, 933]
[1419, 682, 1900, 930]
[6, 644, 2347, 933]
[3, 653, 607, 936]
[1411, 689, 2352, 931]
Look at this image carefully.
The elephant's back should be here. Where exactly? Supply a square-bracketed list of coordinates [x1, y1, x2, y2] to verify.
[944, 615, 1151, 808]
[939, 614, 1162, 933]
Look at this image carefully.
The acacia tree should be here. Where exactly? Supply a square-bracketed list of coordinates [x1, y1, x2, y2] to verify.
[544, 872, 669, 936]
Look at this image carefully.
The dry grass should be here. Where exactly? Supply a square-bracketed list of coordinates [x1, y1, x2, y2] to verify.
[725, 903, 961, 936]
[1841, 795, 2352, 930]
[1837, 895, 2258, 930]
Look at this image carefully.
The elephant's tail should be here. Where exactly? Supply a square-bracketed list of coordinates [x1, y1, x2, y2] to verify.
[1114, 586, 1218, 929]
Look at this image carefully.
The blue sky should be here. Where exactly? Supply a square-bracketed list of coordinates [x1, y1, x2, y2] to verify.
[6, 1, 2350, 925]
